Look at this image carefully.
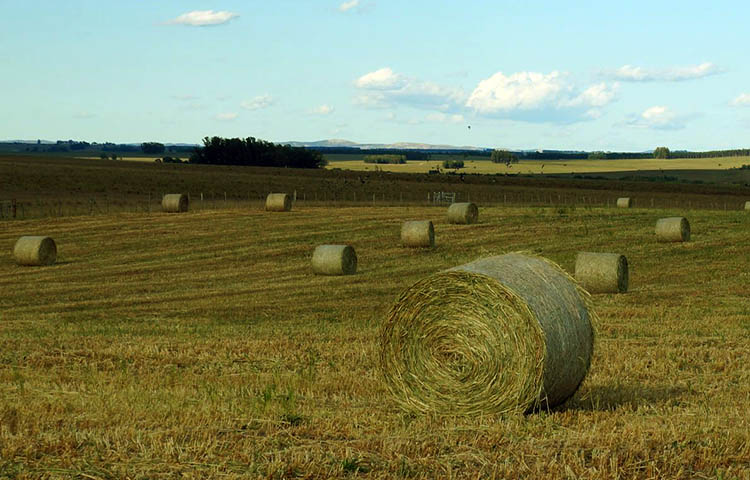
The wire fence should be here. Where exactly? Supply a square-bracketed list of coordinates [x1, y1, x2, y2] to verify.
[1, 189, 747, 221]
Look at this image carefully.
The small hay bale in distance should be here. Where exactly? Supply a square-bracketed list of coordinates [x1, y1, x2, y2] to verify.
[575, 252, 628, 294]
[616, 197, 632, 208]
[745, 201, 750, 211]
[401, 220, 434, 248]
[379, 253, 594, 416]
[162, 194, 189, 213]
[13, 236, 57, 266]
[265, 193, 292, 212]
[312, 245, 357, 276]
[655, 217, 690, 242]
[447, 202, 479, 224]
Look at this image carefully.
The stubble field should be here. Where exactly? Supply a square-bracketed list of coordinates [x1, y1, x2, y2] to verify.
[1, 203, 749, 478]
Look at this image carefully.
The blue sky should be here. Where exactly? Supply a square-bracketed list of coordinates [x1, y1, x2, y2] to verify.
[2, 0, 749, 151]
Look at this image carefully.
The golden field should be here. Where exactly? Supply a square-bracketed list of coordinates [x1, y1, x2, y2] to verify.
[1, 204, 749, 478]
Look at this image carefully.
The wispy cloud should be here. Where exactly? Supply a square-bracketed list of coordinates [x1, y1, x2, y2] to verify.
[625, 106, 689, 130]
[606, 62, 722, 82]
[241, 95, 275, 111]
[172, 94, 198, 101]
[73, 111, 96, 119]
[166, 10, 239, 27]
[465, 71, 617, 122]
[311, 104, 335, 115]
[426, 112, 465, 124]
[215, 112, 238, 121]
[730, 93, 750, 106]
[339, 0, 360, 12]
[354, 67, 466, 111]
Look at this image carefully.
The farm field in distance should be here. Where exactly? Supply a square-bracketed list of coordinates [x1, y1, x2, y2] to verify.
[1, 203, 749, 478]
[325, 153, 750, 176]
[2, 155, 750, 221]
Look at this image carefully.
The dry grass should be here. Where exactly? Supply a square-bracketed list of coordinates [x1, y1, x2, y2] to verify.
[327, 156, 750, 175]
[1, 205, 749, 478]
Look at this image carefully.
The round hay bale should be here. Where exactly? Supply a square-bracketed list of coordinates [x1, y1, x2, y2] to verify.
[575, 252, 628, 294]
[266, 193, 292, 212]
[312, 245, 357, 275]
[401, 220, 434, 248]
[616, 197, 632, 208]
[162, 194, 189, 213]
[745, 201, 750, 211]
[655, 217, 690, 242]
[13, 236, 57, 266]
[447, 202, 479, 224]
[380, 253, 594, 415]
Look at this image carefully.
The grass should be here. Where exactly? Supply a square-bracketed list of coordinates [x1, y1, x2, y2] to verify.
[2, 155, 749, 221]
[1, 204, 749, 478]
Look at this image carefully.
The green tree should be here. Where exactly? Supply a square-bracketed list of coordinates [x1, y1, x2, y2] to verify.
[442, 159, 464, 169]
[490, 149, 517, 165]
[653, 146, 670, 159]
[141, 142, 166, 154]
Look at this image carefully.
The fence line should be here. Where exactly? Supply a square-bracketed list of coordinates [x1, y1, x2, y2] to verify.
[2, 190, 747, 221]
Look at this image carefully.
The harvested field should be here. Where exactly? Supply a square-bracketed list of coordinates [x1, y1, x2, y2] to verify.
[1, 205, 749, 478]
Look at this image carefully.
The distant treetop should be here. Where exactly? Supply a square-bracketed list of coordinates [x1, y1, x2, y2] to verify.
[190, 136, 327, 168]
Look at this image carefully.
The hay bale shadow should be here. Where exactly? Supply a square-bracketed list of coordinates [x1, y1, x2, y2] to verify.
[562, 383, 689, 412]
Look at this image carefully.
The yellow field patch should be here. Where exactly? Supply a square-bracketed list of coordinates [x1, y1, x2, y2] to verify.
[327, 156, 750, 175]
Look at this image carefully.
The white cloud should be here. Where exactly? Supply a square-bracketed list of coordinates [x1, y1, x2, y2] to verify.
[465, 71, 617, 122]
[73, 111, 95, 119]
[626, 106, 686, 130]
[354, 67, 465, 111]
[608, 62, 721, 82]
[167, 10, 239, 27]
[339, 0, 360, 12]
[241, 95, 275, 110]
[730, 93, 750, 106]
[355, 67, 407, 90]
[426, 112, 465, 124]
[215, 112, 238, 121]
[311, 104, 335, 115]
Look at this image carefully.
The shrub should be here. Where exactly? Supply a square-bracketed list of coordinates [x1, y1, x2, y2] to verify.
[363, 154, 406, 164]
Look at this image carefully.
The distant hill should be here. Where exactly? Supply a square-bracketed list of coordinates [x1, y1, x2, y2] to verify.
[282, 139, 487, 151]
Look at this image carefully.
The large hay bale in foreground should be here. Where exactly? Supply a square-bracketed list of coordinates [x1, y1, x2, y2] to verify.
[266, 193, 292, 212]
[656, 217, 690, 242]
[575, 252, 628, 294]
[380, 253, 594, 416]
[162, 194, 189, 213]
[14, 236, 57, 266]
[401, 220, 434, 248]
[312, 245, 357, 275]
[447, 202, 479, 224]
[616, 197, 632, 208]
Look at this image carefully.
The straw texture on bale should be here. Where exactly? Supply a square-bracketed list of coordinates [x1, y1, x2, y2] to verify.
[401, 220, 435, 248]
[13, 236, 57, 266]
[266, 193, 292, 212]
[447, 202, 479, 224]
[655, 217, 690, 242]
[575, 252, 628, 294]
[380, 253, 594, 416]
[745, 201, 750, 211]
[616, 197, 632, 208]
[162, 194, 189, 213]
[312, 245, 357, 275]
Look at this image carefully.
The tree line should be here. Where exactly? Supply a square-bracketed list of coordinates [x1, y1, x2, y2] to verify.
[189, 136, 326, 168]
